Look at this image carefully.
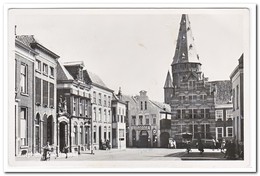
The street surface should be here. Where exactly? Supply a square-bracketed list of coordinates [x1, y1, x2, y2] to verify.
[16, 148, 227, 161]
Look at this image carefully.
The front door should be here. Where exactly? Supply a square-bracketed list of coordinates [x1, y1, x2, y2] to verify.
[59, 122, 68, 152]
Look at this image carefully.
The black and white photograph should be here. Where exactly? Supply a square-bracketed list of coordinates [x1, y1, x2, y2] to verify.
[3, 3, 256, 173]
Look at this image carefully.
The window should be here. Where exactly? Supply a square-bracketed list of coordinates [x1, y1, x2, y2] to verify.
[98, 93, 102, 105]
[182, 109, 186, 119]
[145, 101, 147, 110]
[73, 97, 76, 115]
[152, 114, 156, 124]
[84, 100, 88, 116]
[194, 125, 199, 139]
[93, 126, 96, 143]
[98, 108, 101, 121]
[36, 59, 41, 71]
[43, 63, 48, 75]
[206, 124, 211, 138]
[74, 126, 78, 145]
[93, 108, 96, 121]
[226, 127, 233, 137]
[104, 95, 107, 107]
[189, 81, 195, 88]
[108, 96, 111, 107]
[108, 110, 110, 122]
[200, 124, 205, 138]
[50, 66, 54, 78]
[215, 110, 223, 121]
[20, 108, 27, 146]
[188, 109, 192, 119]
[216, 127, 223, 139]
[80, 126, 83, 145]
[20, 64, 27, 94]
[139, 115, 143, 125]
[226, 109, 233, 121]
[119, 129, 124, 138]
[200, 109, 205, 118]
[93, 92, 96, 104]
[145, 115, 149, 125]
[193, 109, 198, 118]
[43, 80, 48, 106]
[236, 85, 239, 109]
[205, 109, 210, 118]
[35, 77, 41, 105]
[177, 110, 181, 119]
[140, 102, 143, 110]
[49, 83, 54, 108]
[132, 116, 136, 125]
[104, 109, 107, 122]
[79, 99, 83, 116]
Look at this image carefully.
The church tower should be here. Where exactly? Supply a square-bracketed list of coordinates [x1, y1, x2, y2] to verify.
[164, 14, 216, 143]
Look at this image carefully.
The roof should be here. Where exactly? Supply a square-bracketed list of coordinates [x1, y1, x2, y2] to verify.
[87, 71, 108, 88]
[209, 80, 232, 105]
[172, 14, 200, 65]
[164, 71, 173, 88]
[15, 35, 59, 59]
[149, 100, 171, 113]
[56, 61, 74, 80]
[63, 61, 85, 67]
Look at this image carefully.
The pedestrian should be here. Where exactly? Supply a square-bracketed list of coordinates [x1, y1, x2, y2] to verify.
[99, 139, 103, 150]
[221, 139, 226, 153]
[224, 140, 230, 158]
[186, 141, 191, 154]
[63, 144, 69, 159]
[173, 140, 176, 149]
[216, 139, 220, 150]
[106, 139, 111, 150]
[42, 141, 51, 161]
[227, 140, 236, 160]
[197, 139, 204, 154]
[212, 138, 216, 151]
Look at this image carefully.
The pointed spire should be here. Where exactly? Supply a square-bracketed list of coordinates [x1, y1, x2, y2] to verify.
[164, 71, 173, 88]
[172, 14, 200, 65]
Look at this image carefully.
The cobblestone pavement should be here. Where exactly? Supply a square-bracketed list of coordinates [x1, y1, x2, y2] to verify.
[15, 148, 228, 162]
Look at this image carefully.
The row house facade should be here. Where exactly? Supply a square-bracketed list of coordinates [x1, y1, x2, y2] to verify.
[164, 14, 216, 145]
[56, 61, 92, 153]
[123, 90, 171, 148]
[111, 88, 127, 149]
[84, 70, 114, 150]
[209, 80, 233, 142]
[230, 54, 244, 149]
[15, 35, 59, 156]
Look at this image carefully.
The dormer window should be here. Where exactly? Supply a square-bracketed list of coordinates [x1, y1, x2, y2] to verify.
[182, 35, 186, 40]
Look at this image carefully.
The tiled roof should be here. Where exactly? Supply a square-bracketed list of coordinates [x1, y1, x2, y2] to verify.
[149, 100, 171, 113]
[56, 61, 74, 80]
[86, 71, 108, 88]
[164, 71, 173, 88]
[210, 80, 232, 105]
[16, 35, 38, 48]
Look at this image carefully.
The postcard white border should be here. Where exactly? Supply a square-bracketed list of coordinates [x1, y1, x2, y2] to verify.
[3, 2, 257, 173]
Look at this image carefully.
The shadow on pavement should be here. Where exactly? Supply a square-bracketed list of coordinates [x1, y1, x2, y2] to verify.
[165, 151, 229, 160]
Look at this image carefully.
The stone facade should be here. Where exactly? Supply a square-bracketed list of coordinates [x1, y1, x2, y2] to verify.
[230, 54, 244, 147]
[57, 61, 92, 154]
[111, 88, 127, 149]
[84, 70, 113, 150]
[123, 91, 171, 148]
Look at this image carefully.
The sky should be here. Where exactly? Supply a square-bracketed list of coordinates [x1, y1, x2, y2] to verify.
[9, 8, 249, 102]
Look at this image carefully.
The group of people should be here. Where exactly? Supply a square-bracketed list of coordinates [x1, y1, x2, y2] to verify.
[99, 139, 111, 150]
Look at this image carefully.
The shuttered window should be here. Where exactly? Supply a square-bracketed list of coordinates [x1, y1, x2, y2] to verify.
[43, 80, 48, 106]
[35, 77, 41, 105]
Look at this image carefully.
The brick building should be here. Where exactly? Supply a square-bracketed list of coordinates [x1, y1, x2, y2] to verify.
[164, 14, 216, 145]
[209, 80, 233, 142]
[15, 35, 59, 155]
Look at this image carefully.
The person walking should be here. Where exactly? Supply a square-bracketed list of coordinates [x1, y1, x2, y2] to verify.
[42, 142, 51, 161]
[63, 144, 69, 159]
[212, 138, 216, 151]
[197, 139, 204, 154]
